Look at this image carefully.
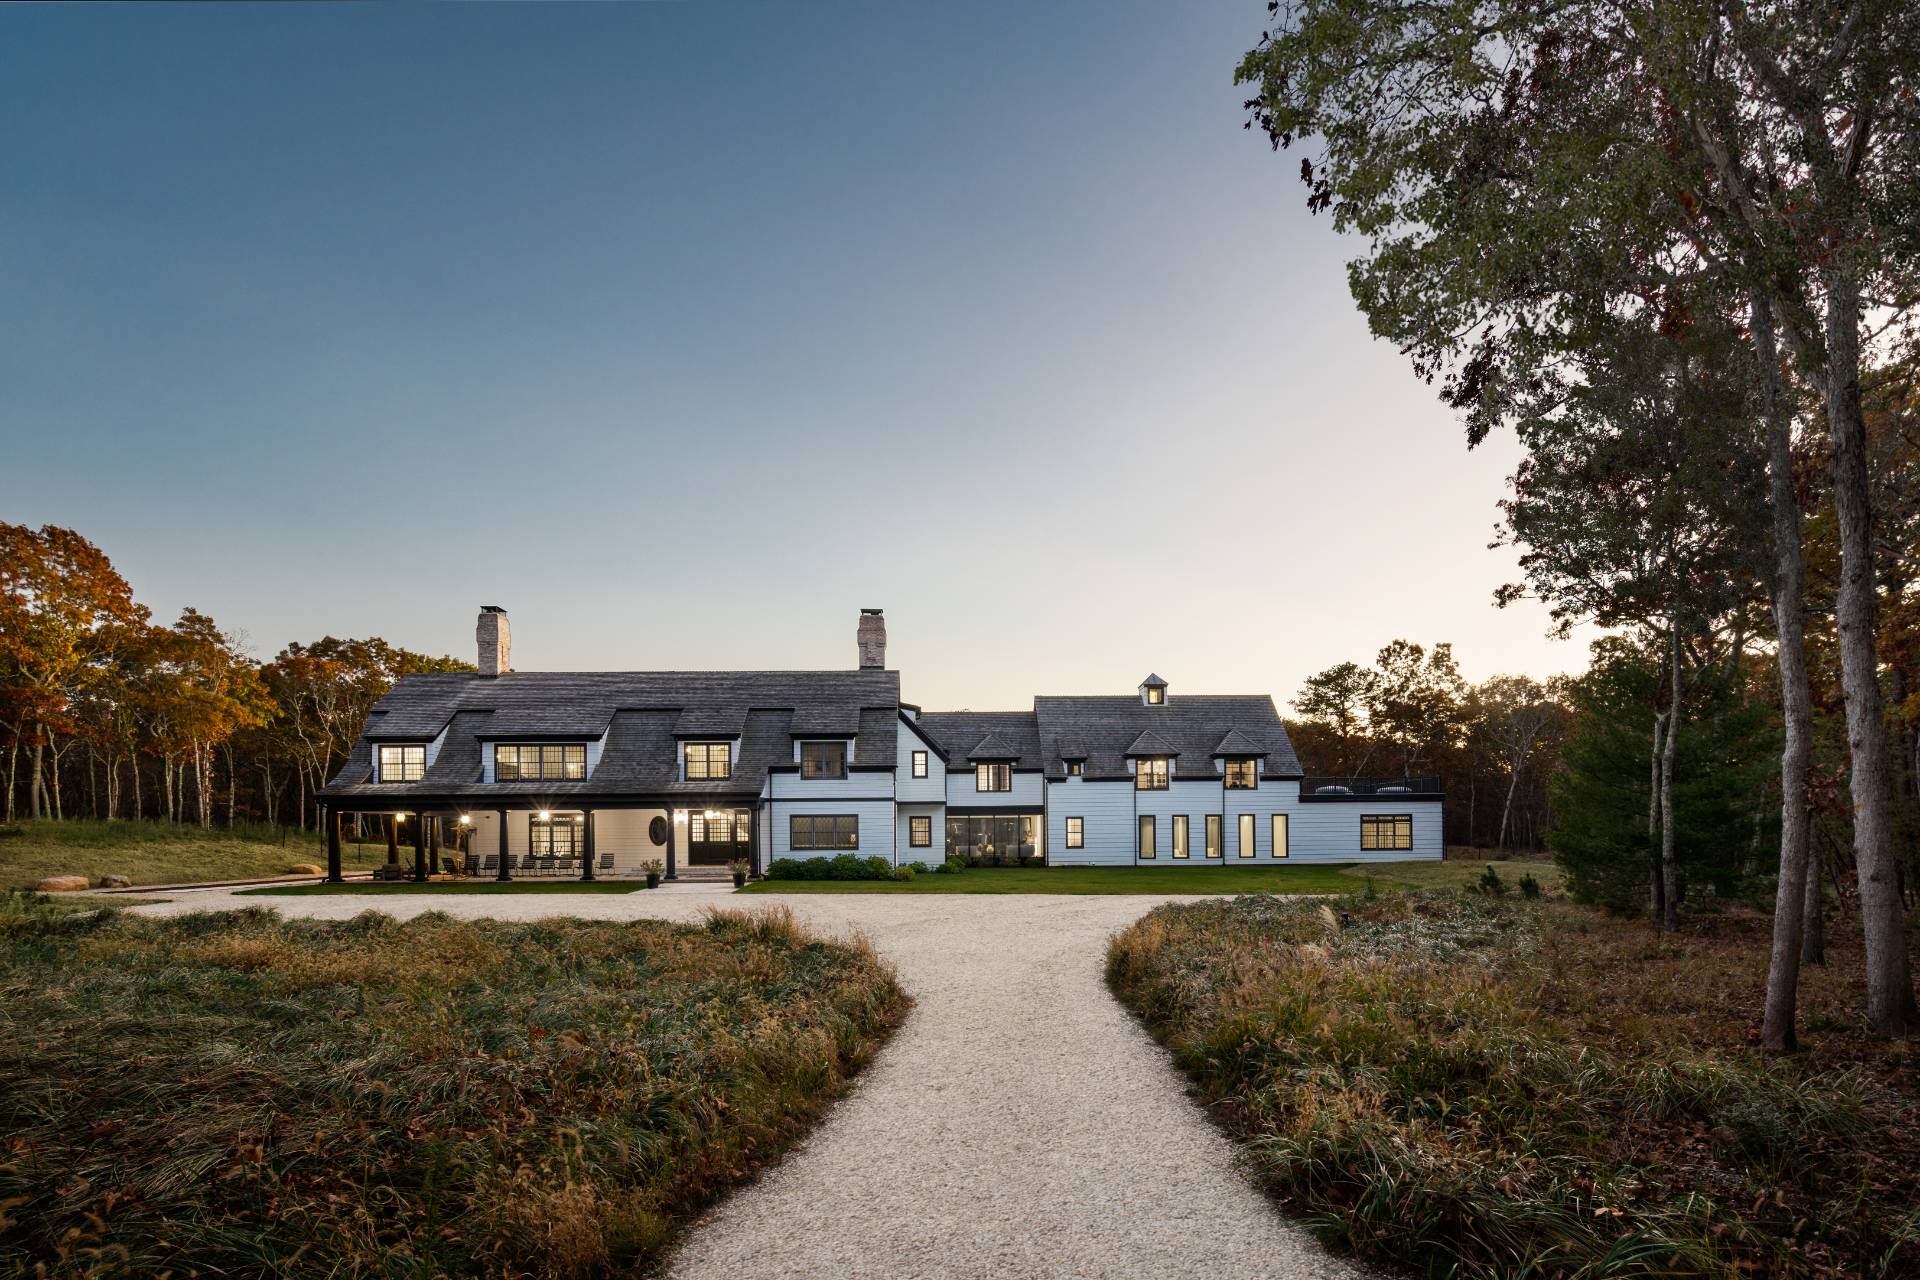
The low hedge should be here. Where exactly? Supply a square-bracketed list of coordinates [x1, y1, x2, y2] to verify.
[765, 853, 897, 881]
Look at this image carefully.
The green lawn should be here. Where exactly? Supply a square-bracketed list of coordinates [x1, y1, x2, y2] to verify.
[0, 818, 381, 889]
[242, 880, 650, 897]
[0, 899, 907, 1276]
[740, 857, 1560, 896]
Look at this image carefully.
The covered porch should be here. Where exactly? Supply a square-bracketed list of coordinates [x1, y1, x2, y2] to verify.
[317, 800, 760, 883]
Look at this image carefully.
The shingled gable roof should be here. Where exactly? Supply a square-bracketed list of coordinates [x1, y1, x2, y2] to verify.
[913, 711, 1043, 770]
[321, 669, 899, 801]
[1033, 694, 1303, 781]
[1123, 730, 1180, 758]
[965, 732, 1021, 760]
[1211, 728, 1267, 757]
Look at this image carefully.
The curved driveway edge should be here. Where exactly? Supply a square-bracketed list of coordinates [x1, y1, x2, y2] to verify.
[134, 888, 1369, 1280]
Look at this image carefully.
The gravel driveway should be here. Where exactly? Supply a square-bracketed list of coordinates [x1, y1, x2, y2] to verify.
[135, 886, 1366, 1280]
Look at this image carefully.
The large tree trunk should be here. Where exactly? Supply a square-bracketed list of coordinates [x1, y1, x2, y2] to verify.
[130, 754, 143, 821]
[29, 734, 45, 821]
[1660, 629, 1682, 934]
[1648, 711, 1667, 921]
[4, 722, 20, 824]
[1754, 294, 1816, 1051]
[1497, 767, 1520, 851]
[1823, 270, 1918, 1033]
[1803, 847, 1826, 965]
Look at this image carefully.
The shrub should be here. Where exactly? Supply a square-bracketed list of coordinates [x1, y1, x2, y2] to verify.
[765, 854, 895, 882]
[906, 861, 929, 874]
[1474, 864, 1508, 896]
[943, 855, 967, 874]
[1518, 872, 1542, 900]
[887, 866, 914, 881]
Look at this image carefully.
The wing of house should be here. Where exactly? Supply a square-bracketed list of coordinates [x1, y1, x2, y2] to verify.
[318, 608, 1442, 880]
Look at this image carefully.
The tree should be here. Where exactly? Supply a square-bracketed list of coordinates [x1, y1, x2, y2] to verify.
[1289, 661, 1381, 778]
[1366, 641, 1468, 779]
[1478, 674, 1571, 850]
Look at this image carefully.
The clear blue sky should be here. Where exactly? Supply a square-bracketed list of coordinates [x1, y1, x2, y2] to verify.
[0, 2, 1590, 709]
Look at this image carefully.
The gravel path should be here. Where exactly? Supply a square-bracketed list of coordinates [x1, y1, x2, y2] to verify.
[135, 886, 1366, 1280]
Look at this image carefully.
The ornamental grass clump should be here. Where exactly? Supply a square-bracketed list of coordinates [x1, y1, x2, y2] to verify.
[0, 899, 907, 1278]
[1107, 893, 1918, 1279]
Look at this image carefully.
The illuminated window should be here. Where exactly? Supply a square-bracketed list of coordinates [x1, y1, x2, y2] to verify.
[530, 812, 584, 857]
[976, 763, 1012, 792]
[1134, 758, 1169, 790]
[1066, 760, 1084, 777]
[495, 744, 586, 781]
[1172, 815, 1189, 859]
[1145, 686, 1165, 705]
[909, 815, 932, 847]
[1138, 815, 1157, 859]
[1205, 814, 1222, 859]
[911, 750, 928, 779]
[791, 814, 859, 850]
[1238, 813, 1256, 858]
[800, 742, 847, 779]
[684, 742, 731, 780]
[1224, 759, 1257, 789]
[1065, 817, 1084, 848]
[1273, 813, 1290, 858]
[1361, 814, 1413, 851]
[378, 744, 424, 782]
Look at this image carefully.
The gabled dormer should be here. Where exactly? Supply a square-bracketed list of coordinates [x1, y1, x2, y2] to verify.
[1138, 673, 1168, 706]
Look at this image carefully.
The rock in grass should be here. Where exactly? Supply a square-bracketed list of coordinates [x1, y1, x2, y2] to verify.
[286, 863, 324, 876]
[96, 874, 132, 889]
[36, 875, 90, 893]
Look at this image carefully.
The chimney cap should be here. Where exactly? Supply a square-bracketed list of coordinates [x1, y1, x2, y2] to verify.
[480, 604, 507, 614]
[860, 607, 884, 616]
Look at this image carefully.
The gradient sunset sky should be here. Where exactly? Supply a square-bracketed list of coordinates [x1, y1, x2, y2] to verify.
[1, 3, 1596, 710]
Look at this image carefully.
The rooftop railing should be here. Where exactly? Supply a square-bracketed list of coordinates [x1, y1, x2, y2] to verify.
[1299, 776, 1443, 797]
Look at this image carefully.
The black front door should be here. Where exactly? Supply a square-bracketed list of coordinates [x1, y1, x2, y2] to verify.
[687, 810, 750, 865]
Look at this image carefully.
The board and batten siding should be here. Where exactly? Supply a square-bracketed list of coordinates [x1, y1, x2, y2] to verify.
[768, 798, 898, 862]
[895, 720, 946, 803]
[1046, 778, 1134, 866]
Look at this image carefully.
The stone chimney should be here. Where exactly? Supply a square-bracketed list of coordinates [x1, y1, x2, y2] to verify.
[477, 606, 511, 677]
[857, 608, 886, 669]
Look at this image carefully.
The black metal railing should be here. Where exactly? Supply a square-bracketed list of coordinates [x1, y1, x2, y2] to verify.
[1299, 776, 1443, 797]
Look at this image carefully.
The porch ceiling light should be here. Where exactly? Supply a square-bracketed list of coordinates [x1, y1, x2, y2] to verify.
[537, 810, 551, 821]
[674, 810, 688, 823]
[459, 814, 472, 825]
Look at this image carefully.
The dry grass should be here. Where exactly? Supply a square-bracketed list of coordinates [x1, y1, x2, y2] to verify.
[0, 896, 907, 1277]
[0, 819, 382, 888]
[1108, 892, 1919, 1279]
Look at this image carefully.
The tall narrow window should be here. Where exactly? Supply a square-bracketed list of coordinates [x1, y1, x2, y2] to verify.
[1137, 814, 1157, 860]
[975, 763, 1012, 792]
[909, 815, 931, 847]
[1360, 814, 1413, 851]
[911, 750, 928, 779]
[1238, 813, 1256, 858]
[800, 741, 847, 779]
[1272, 813, 1290, 859]
[1065, 817, 1084, 849]
[1172, 814, 1189, 859]
[378, 744, 425, 782]
[1224, 758, 1257, 789]
[684, 742, 731, 780]
[1134, 758, 1169, 790]
[1205, 814, 1222, 859]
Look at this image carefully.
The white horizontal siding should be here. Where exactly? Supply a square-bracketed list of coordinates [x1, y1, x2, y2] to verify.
[464, 806, 668, 877]
[895, 720, 946, 803]
[769, 798, 897, 862]
[1137, 780, 1223, 866]
[1282, 793, 1444, 861]
[947, 768, 1044, 809]
[1046, 778, 1133, 866]
[895, 802, 944, 863]
[769, 772, 897, 801]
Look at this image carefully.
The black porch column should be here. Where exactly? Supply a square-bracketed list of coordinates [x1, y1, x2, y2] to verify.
[412, 811, 427, 882]
[744, 807, 758, 877]
[428, 815, 442, 875]
[666, 808, 678, 880]
[581, 807, 596, 881]
[496, 807, 512, 881]
[384, 816, 400, 870]
[325, 805, 344, 883]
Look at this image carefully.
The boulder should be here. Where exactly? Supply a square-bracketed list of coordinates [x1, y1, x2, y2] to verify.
[286, 863, 325, 876]
[96, 874, 132, 889]
[36, 875, 90, 893]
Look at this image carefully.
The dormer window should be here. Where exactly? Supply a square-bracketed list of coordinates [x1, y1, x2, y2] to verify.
[1139, 673, 1169, 706]
[976, 762, 1012, 792]
[1066, 760, 1084, 777]
[495, 743, 586, 781]
[684, 742, 731, 781]
[1224, 758, 1258, 789]
[800, 741, 847, 780]
[378, 744, 425, 782]
[1134, 758, 1170, 790]
[1145, 686, 1164, 705]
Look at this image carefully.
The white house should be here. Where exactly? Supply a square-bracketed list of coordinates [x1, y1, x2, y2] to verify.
[318, 608, 1444, 879]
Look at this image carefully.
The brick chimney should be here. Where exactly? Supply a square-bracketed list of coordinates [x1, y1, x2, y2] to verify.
[477, 606, 511, 677]
[857, 608, 886, 669]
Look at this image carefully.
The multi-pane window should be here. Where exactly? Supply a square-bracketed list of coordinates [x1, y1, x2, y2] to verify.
[1361, 814, 1413, 851]
[790, 814, 859, 850]
[378, 744, 424, 782]
[684, 742, 731, 780]
[495, 744, 586, 781]
[1205, 814, 1222, 859]
[800, 741, 847, 779]
[1138, 815, 1157, 859]
[909, 815, 932, 847]
[1273, 813, 1291, 858]
[1065, 816, 1084, 848]
[530, 812, 584, 857]
[1238, 813, 1256, 858]
[1145, 685, 1165, 705]
[689, 811, 751, 847]
[976, 763, 1012, 792]
[1134, 758, 1170, 790]
[1066, 760, 1084, 777]
[1172, 814, 1189, 859]
[1224, 758, 1258, 789]
[911, 750, 928, 779]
